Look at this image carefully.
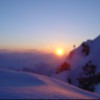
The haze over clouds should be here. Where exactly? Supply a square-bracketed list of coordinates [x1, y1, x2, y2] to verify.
[0, 50, 66, 76]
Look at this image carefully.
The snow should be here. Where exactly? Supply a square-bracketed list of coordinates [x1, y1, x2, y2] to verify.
[0, 69, 100, 99]
[95, 83, 100, 94]
[51, 70, 70, 82]
[52, 35, 100, 92]
[0, 35, 100, 98]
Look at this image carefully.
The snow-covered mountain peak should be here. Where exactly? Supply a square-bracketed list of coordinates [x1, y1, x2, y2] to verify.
[54, 35, 100, 93]
[93, 35, 100, 42]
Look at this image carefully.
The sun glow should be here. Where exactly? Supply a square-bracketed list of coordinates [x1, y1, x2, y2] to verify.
[56, 49, 64, 56]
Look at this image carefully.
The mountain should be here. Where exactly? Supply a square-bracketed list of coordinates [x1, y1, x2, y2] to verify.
[1, 36, 100, 98]
[0, 69, 100, 99]
[54, 35, 100, 93]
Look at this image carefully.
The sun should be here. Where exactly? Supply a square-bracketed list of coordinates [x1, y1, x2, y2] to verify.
[56, 49, 64, 56]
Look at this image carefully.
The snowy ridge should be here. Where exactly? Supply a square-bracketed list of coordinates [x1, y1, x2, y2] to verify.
[0, 69, 100, 99]
[54, 35, 100, 93]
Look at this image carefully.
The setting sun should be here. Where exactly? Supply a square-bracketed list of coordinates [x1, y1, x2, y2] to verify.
[56, 49, 64, 56]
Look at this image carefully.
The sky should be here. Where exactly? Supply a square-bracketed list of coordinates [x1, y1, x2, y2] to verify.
[0, 0, 100, 54]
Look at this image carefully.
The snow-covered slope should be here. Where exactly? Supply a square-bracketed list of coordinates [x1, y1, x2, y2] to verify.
[0, 69, 100, 99]
[54, 35, 100, 93]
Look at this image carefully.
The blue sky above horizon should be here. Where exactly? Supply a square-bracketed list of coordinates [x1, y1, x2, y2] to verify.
[0, 0, 100, 53]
